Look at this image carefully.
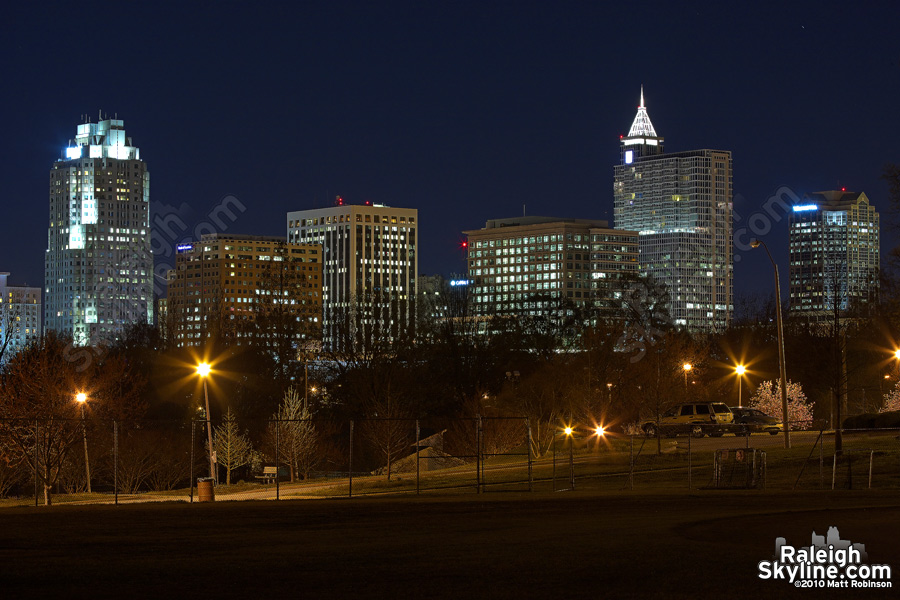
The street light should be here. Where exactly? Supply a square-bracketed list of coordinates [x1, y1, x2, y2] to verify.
[564, 426, 575, 490]
[75, 392, 91, 494]
[751, 239, 791, 448]
[735, 365, 746, 407]
[196, 362, 216, 483]
[682, 363, 692, 392]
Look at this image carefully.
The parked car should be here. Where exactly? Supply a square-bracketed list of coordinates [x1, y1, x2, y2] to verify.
[730, 407, 784, 435]
[642, 402, 734, 438]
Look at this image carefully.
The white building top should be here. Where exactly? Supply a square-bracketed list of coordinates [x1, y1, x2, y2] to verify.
[627, 86, 658, 138]
[62, 116, 140, 161]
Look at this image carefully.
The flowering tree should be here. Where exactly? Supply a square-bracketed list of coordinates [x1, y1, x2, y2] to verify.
[881, 383, 900, 413]
[749, 380, 814, 430]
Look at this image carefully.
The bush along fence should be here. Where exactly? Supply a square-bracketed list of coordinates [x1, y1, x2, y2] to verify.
[0, 418, 898, 506]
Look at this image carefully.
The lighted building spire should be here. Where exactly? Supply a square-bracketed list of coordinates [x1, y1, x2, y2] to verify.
[628, 85, 658, 138]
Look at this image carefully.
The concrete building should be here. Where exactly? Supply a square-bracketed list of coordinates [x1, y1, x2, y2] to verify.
[287, 200, 418, 347]
[464, 217, 639, 317]
[44, 116, 153, 345]
[0, 273, 41, 364]
[166, 234, 322, 346]
[613, 89, 733, 331]
[789, 190, 880, 316]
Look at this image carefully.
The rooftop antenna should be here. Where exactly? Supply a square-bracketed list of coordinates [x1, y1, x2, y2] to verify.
[640, 84, 645, 108]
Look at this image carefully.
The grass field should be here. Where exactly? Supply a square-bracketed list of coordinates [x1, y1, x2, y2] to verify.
[1, 490, 897, 599]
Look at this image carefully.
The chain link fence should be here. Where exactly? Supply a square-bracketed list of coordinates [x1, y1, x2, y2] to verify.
[1, 417, 898, 506]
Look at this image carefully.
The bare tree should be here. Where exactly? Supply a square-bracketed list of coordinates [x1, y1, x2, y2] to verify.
[362, 394, 411, 481]
[269, 387, 318, 482]
[213, 408, 253, 485]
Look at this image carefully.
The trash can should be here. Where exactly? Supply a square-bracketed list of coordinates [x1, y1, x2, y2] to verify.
[197, 477, 215, 502]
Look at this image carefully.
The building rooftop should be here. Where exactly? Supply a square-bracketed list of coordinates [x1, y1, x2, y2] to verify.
[627, 86, 658, 138]
[470, 216, 611, 231]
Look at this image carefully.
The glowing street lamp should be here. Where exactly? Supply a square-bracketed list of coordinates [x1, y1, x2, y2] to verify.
[196, 363, 216, 483]
[75, 393, 91, 494]
[564, 426, 575, 490]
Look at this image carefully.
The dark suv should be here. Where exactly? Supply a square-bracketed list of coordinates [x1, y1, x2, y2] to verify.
[642, 402, 734, 438]
[730, 407, 784, 435]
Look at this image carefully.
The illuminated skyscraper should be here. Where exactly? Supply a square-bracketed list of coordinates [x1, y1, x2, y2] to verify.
[789, 190, 879, 316]
[45, 116, 153, 345]
[613, 89, 733, 331]
[287, 200, 417, 348]
[464, 217, 639, 317]
[0, 272, 41, 364]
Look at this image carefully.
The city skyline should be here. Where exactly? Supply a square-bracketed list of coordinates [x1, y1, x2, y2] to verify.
[1, 2, 898, 307]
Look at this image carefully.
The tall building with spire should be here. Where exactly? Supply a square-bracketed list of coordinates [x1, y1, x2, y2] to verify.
[613, 89, 733, 331]
[44, 116, 153, 345]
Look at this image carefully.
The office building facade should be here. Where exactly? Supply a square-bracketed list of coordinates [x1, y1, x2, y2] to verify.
[166, 234, 322, 346]
[287, 201, 417, 347]
[789, 190, 879, 316]
[464, 217, 639, 317]
[0, 273, 41, 364]
[44, 117, 153, 345]
[613, 90, 733, 331]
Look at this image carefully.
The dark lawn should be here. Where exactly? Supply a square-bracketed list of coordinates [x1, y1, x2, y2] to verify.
[1, 490, 898, 599]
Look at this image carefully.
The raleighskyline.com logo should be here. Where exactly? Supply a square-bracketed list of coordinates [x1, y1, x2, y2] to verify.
[758, 526, 892, 588]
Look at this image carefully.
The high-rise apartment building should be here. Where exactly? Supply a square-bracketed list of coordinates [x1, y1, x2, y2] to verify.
[613, 89, 733, 331]
[45, 116, 153, 345]
[789, 190, 879, 316]
[464, 217, 639, 317]
[0, 273, 41, 364]
[166, 234, 322, 346]
[287, 200, 417, 347]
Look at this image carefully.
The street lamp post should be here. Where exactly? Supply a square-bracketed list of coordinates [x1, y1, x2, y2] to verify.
[564, 426, 574, 491]
[751, 239, 791, 448]
[682, 363, 692, 393]
[196, 363, 216, 483]
[735, 365, 746, 407]
[75, 393, 91, 494]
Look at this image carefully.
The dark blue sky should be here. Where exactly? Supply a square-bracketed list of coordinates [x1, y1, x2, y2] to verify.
[2, 1, 898, 305]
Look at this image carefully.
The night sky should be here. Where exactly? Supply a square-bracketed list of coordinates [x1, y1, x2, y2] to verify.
[2, 1, 898, 307]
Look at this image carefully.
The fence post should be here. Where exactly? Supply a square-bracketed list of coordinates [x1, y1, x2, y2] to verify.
[629, 435, 634, 491]
[415, 419, 420, 496]
[114, 421, 118, 506]
[476, 415, 482, 494]
[348, 420, 354, 499]
[189, 420, 195, 503]
[526, 418, 533, 492]
[868, 451, 874, 489]
[33, 419, 39, 507]
[275, 419, 280, 501]
[552, 433, 556, 492]
[819, 425, 824, 489]
[831, 452, 837, 490]
[688, 430, 692, 490]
